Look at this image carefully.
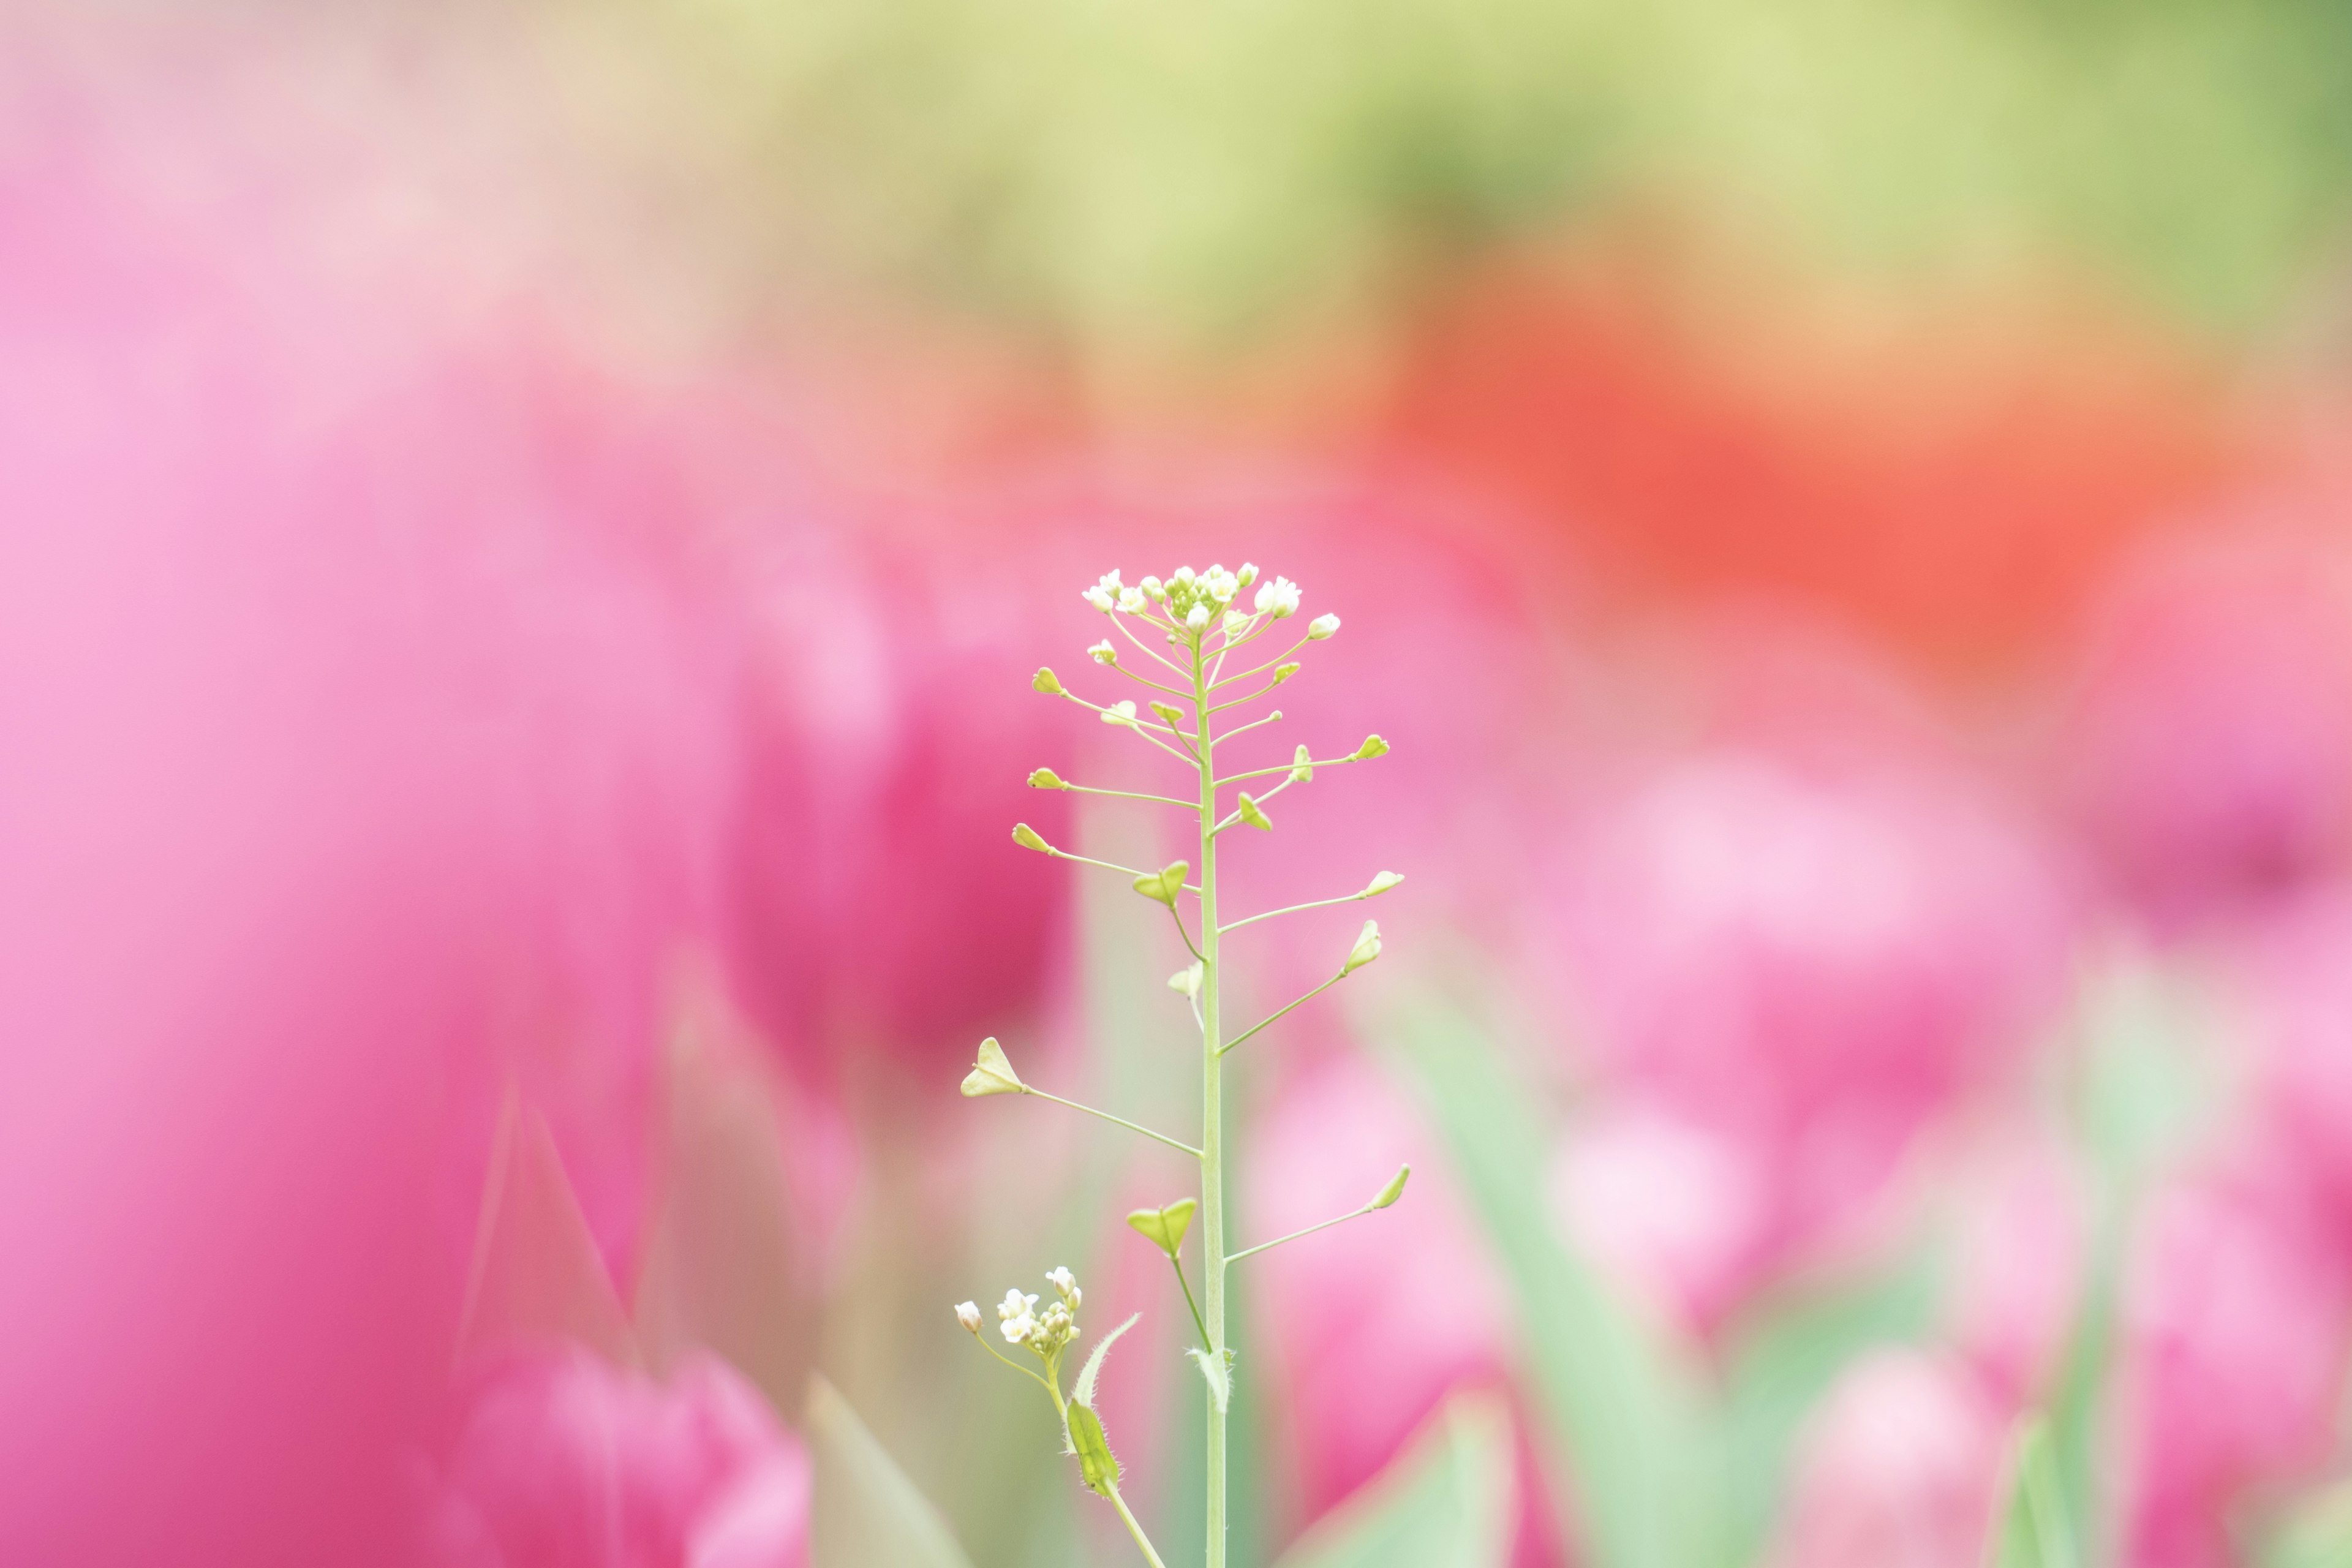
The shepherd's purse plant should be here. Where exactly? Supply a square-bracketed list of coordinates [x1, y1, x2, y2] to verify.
[949, 562, 1408, 1568]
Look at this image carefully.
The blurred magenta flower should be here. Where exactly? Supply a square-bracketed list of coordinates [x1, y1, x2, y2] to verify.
[1551, 751, 2073, 1330]
[729, 538, 1074, 1090]
[1939, 1128, 2087, 1410]
[1248, 1052, 1515, 1538]
[420, 1349, 810, 1568]
[1770, 1348, 2006, 1568]
[2062, 525, 2352, 929]
[2119, 1169, 2351, 1568]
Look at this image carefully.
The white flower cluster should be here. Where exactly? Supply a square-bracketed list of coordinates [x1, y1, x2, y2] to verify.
[1077, 560, 1338, 645]
[971, 1267, 1084, 1354]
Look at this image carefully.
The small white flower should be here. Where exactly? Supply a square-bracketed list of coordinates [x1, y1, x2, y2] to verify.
[1186, 605, 1211, 630]
[955, 1300, 982, 1332]
[1236, 562, 1259, 587]
[1046, 1266, 1081, 1308]
[1081, 569, 1123, 612]
[1117, 586, 1147, 612]
[1306, 612, 1340, 641]
[1173, 565, 1196, 584]
[1254, 576, 1301, 617]
[998, 1287, 1040, 1343]
[1088, 639, 1117, 665]
[1224, 609, 1250, 633]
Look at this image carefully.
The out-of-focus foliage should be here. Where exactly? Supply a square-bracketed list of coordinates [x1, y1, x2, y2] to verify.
[591, 0, 2352, 342]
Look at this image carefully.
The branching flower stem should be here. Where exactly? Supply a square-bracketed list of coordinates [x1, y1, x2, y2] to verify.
[1225, 1199, 1384, 1265]
[1190, 629, 1234, 1568]
[1219, 967, 1348, 1057]
[1220, 885, 1383, 935]
[1216, 753, 1366, 787]
[1166, 1254, 1213, 1354]
[1017, 1085, 1204, 1159]
[1213, 710, 1283, 747]
[1057, 783, 1199, 809]
[1042, 845, 1201, 895]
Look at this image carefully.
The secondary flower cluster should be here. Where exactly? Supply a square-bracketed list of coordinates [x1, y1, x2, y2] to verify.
[1080, 564, 1332, 641]
[956, 1267, 1085, 1356]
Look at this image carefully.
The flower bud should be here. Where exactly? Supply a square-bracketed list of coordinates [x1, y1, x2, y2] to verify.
[961, 1036, 1025, 1096]
[1047, 1265, 1081, 1306]
[1186, 605, 1211, 631]
[1028, 767, 1066, 790]
[1354, 734, 1389, 760]
[1174, 566, 1196, 584]
[1150, 700, 1186, 726]
[1126, 1197, 1199, 1257]
[956, 1300, 982, 1332]
[1343, 919, 1382, 974]
[1370, 1164, 1411, 1210]
[1033, 667, 1064, 696]
[1142, 576, 1165, 599]
[1306, 613, 1341, 640]
[1133, 860, 1189, 907]
[1088, 639, 1117, 665]
[1291, 744, 1314, 783]
[1237, 793, 1273, 831]
[1012, 822, 1051, 853]
[1237, 563, 1259, 587]
[1364, 870, 1404, 896]
[1169, 961, 1204, 997]
[1273, 662, 1301, 684]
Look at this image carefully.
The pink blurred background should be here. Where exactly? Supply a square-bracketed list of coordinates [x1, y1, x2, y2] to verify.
[7, 4, 2352, 1566]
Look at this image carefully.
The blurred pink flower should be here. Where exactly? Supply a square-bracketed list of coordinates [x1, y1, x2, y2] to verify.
[1939, 1129, 2087, 1410]
[1247, 1054, 1518, 1537]
[2062, 526, 2352, 929]
[1771, 1348, 2007, 1568]
[729, 538, 1074, 1089]
[2120, 1170, 2352, 1568]
[1552, 752, 2072, 1328]
[2235, 889, 2352, 1241]
[420, 1349, 810, 1568]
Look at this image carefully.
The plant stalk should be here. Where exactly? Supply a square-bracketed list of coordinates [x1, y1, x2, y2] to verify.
[1193, 640, 1228, 1568]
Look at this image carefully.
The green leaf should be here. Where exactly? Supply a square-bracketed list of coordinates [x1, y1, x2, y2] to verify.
[1065, 1401, 1121, 1497]
[1383, 993, 1724, 1568]
[1126, 1197, 1197, 1257]
[1186, 1344, 1232, 1413]
[1072, 1312, 1141, 1409]
[1989, 1417, 2078, 1568]
[807, 1374, 977, 1568]
[1272, 1394, 1513, 1568]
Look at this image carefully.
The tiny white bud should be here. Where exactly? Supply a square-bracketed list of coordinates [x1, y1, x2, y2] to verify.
[1088, 639, 1117, 665]
[1236, 562, 1259, 587]
[1047, 1265, 1080, 1303]
[1306, 613, 1340, 641]
[1141, 576, 1165, 599]
[1186, 605, 1210, 630]
[1254, 575, 1301, 617]
[956, 1301, 982, 1332]
[1174, 565, 1195, 584]
[1082, 586, 1114, 612]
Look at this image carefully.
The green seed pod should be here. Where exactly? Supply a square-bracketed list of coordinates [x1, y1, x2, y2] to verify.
[1066, 1402, 1121, 1498]
[1370, 1164, 1411, 1209]
[1012, 823, 1051, 853]
[1237, 793, 1273, 831]
[1028, 767, 1066, 790]
[1125, 1197, 1198, 1257]
[1354, 734, 1389, 760]
[960, 1036, 1025, 1097]
[1131, 860, 1189, 907]
[1033, 667, 1064, 696]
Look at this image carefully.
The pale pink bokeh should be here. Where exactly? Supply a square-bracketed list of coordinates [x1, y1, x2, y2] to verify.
[1771, 1348, 2007, 1568]
[1551, 751, 2073, 1330]
[418, 1349, 810, 1568]
[2119, 1169, 2352, 1568]
[2062, 524, 2352, 930]
[1939, 1129, 2089, 1410]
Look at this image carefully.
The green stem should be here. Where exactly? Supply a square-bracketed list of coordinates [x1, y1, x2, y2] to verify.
[1020, 1087, 1204, 1159]
[1219, 968, 1345, 1057]
[1167, 1253, 1213, 1354]
[1225, 1203, 1374, 1264]
[1193, 635, 1229, 1568]
[1108, 1482, 1171, 1568]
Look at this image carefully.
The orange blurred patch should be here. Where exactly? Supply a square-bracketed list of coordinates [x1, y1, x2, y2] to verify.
[1378, 231, 2260, 673]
